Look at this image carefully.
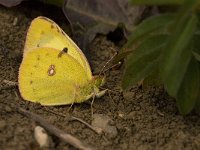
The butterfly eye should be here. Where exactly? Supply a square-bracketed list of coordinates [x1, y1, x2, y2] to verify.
[47, 65, 56, 76]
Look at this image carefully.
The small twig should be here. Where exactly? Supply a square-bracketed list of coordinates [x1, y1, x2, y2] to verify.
[17, 107, 94, 150]
[14, 91, 20, 99]
[71, 116, 103, 135]
[3, 80, 18, 86]
[44, 108, 102, 135]
[0, 80, 18, 91]
[157, 110, 164, 117]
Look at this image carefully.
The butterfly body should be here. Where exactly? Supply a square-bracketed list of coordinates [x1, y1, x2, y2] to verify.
[18, 17, 105, 105]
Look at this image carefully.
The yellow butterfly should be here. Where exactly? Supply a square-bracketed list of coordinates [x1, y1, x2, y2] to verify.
[18, 16, 106, 106]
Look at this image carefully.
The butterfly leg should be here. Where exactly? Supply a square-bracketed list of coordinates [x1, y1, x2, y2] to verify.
[67, 89, 77, 113]
[96, 89, 107, 98]
[67, 102, 74, 113]
[91, 94, 95, 119]
[90, 89, 107, 118]
[97, 89, 117, 108]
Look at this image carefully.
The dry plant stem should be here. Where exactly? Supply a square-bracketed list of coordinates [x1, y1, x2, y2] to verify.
[17, 107, 94, 150]
[71, 116, 103, 134]
[45, 108, 102, 134]
[3, 79, 18, 85]
[0, 80, 18, 91]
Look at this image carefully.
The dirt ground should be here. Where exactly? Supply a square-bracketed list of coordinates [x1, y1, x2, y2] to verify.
[1, 2, 200, 150]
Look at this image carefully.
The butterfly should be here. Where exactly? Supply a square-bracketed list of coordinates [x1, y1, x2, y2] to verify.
[18, 16, 106, 106]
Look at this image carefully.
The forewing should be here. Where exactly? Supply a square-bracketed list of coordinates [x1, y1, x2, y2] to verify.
[24, 16, 92, 79]
[19, 48, 90, 106]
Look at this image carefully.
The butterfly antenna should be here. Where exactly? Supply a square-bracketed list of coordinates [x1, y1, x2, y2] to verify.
[99, 51, 118, 76]
[102, 62, 122, 73]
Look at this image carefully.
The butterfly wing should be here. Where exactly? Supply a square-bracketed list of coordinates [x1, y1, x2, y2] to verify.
[24, 16, 92, 79]
[19, 47, 91, 106]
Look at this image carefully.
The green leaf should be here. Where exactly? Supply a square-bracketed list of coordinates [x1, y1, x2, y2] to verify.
[194, 65, 200, 112]
[192, 51, 200, 61]
[113, 50, 133, 64]
[192, 33, 200, 61]
[125, 14, 174, 48]
[176, 58, 200, 114]
[122, 34, 168, 89]
[142, 69, 162, 88]
[195, 93, 200, 113]
[195, 95, 200, 112]
[161, 14, 197, 97]
[130, 0, 183, 5]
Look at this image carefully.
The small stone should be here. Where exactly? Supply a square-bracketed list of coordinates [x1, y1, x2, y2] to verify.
[13, 17, 18, 26]
[92, 114, 118, 139]
[118, 111, 124, 118]
[34, 126, 49, 148]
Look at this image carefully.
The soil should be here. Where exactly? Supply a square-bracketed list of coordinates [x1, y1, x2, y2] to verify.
[1, 2, 200, 150]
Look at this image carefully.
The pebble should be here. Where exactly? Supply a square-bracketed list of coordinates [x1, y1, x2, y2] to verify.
[34, 126, 49, 148]
[13, 17, 18, 26]
[118, 111, 125, 118]
[92, 114, 118, 139]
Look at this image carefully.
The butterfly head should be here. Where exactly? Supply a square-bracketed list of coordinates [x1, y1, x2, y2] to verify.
[93, 75, 105, 88]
